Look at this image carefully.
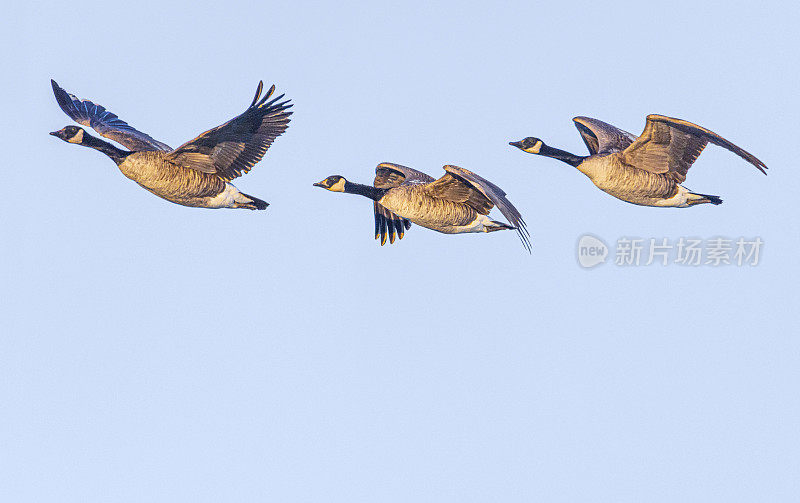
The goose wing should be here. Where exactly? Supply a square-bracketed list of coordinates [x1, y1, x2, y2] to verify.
[373, 201, 411, 246]
[619, 114, 767, 183]
[572, 116, 637, 154]
[427, 165, 531, 251]
[374, 162, 435, 188]
[371, 163, 426, 245]
[51, 79, 171, 152]
[165, 81, 292, 180]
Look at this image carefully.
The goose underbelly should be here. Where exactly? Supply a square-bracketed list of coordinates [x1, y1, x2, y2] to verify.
[434, 214, 496, 234]
[138, 182, 248, 208]
[597, 184, 679, 207]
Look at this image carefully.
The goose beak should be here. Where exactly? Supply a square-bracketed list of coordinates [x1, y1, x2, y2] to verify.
[312, 182, 324, 187]
[509, 140, 523, 149]
[49, 131, 59, 136]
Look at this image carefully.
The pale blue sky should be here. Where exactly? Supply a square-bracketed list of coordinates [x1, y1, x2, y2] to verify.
[3, 1, 799, 501]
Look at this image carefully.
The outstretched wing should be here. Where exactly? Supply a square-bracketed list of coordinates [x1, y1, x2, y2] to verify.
[620, 114, 768, 183]
[166, 81, 292, 180]
[51, 79, 171, 152]
[432, 165, 531, 252]
[572, 116, 637, 155]
[371, 163, 432, 246]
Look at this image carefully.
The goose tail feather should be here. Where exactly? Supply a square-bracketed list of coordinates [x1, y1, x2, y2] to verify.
[237, 192, 269, 210]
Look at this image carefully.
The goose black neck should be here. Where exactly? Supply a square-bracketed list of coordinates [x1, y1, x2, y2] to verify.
[82, 133, 131, 165]
[540, 144, 584, 167]
[343, 181, 386, 201]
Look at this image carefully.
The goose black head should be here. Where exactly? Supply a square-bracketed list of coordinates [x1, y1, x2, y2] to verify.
[509, 137, 544, 154]
[50, 125, 85, 144]
[313, 175, 347, 192]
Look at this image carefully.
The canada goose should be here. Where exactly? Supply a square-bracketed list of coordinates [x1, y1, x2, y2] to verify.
[49, 79, 292, 209]
[510, 115, 767, 207]
[313, 163, 530, 251]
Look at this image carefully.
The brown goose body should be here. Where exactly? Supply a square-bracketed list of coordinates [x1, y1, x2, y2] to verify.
[117, 151, 237, 208]
[377, 184, 481, 231]
[576, 154, 682, 206]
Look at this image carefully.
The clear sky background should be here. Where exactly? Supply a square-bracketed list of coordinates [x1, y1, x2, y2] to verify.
[3, 1, 799, 501]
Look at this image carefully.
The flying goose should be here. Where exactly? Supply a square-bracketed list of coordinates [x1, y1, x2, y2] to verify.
[313, 163, 530, 251]
[510, 115, 767, 207]
[49, 79, 292, 209]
